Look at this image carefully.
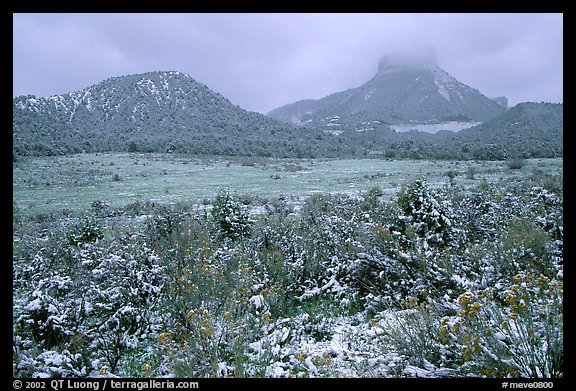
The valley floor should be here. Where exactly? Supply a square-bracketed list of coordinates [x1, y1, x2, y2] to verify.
[12, 153, 562, 216]
[12, 154, 563, 379]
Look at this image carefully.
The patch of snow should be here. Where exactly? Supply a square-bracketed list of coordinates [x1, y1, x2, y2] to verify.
[391, 121, 480, 134]
[403, 365, 431, 377]
[249, 294, 266, 310]
[304, 355, 318, 375]
[435, 81, 451, 101]
[433, 68, 458, 102]
[217, 362, 229, 377]
[26, 298, 42, 311]
[364, 88, 376, 101]
[323, 129, 344, 136]
[297, 274, 337, 301]
[494, 331, 507, 341]
[91, 359, 102, 370]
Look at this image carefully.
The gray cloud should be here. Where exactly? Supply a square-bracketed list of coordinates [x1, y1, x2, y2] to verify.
[13, 13, 563, 114]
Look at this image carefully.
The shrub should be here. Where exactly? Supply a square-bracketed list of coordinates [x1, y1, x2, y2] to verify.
[145, 209, 187, 245]
[66, 216, 104, 245]
[13, 240, 166, 377]
[211, 189, 251, 241]
[440, 272, 563, 377]
[156, 248, 267, 377]
[508, 157, 527, 170]
[502, 217, 553, 276]
[371, 307, 441, 368]
[396, 180, 455, 247]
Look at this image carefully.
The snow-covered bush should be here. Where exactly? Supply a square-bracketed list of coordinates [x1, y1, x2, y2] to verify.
[83, 243, 166, 374]
[18, 274, 75, 349]
[347, 189, 459, 312]
[211, 189, 251, 241]
[456, 185, 504, 242]
[155, 246, 269, 377]
[247, 222, 307, 317]
[66, 215, 104, 245]
[370, 307, 442, 368]
[14, 236, 166, 377]
[440, 272, 563, 377]
[396, 180, 455, 247]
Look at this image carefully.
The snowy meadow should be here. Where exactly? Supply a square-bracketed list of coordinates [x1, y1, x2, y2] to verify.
[13, 154, 563, 378]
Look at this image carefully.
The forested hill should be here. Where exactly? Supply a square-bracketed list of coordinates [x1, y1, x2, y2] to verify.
[398, 102, 564, 160]
[320, 102, 563, 160]
[12, 71, 352, 158]
[13, 71, 562, 160]
[452, 102, 564, 159]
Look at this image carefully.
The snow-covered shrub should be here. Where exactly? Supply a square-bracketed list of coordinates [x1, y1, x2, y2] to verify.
[440, 272, 563, 377]
[455, 185, 504, 242]
[370, 307, 442, 368]
[526, 186, 563, 242]
[24, 349, 86, 378]
[66, 215, 104, 245]
[347, 219, 460, 313]
[396, 180, 455, 247]
[84, 243, 166, 373]
[156, 245, 268, 377]
[454, 183, 563, 285]
[247, 222, 305, 317]
[17, 274, 75, 349]
[14, 236, 166, 377]
[299, 195, 367, 277]
[211, 189, 251, 241]
[145, 208, 188, 245]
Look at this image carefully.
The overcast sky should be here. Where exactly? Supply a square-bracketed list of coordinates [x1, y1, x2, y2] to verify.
[13, 13, 563, 114]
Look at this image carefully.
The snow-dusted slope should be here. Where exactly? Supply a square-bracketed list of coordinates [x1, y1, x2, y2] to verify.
[13, 71, 344, 157]
[14, 71, 242, 129]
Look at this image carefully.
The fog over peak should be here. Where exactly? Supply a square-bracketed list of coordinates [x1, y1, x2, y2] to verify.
[378, 46, 438, 72]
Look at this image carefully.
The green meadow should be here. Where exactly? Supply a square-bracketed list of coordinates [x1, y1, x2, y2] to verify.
[12, 153, 562, 216]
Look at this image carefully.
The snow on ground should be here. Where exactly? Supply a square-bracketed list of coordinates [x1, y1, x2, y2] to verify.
[246, 312, 456, 378]
[390, 121, 480, 134]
